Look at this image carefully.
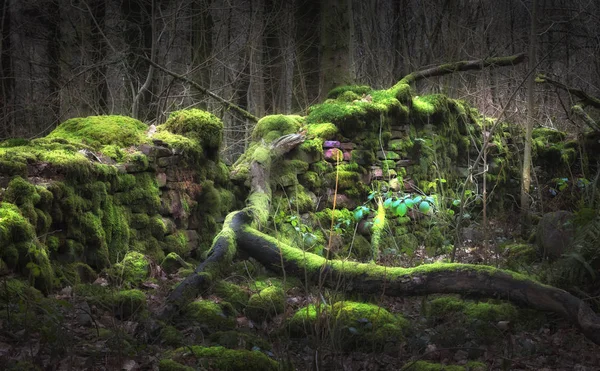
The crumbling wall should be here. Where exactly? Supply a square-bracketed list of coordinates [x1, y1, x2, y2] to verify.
[0, 111, 237, 292]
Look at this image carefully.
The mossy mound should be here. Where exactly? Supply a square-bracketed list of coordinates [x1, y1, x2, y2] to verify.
[245, 285, 285, 321]
[107, 251, 150, 287]
[161, 109, 223, 153]
[213, 281, 250, 311]
[161, 346, 278, 371]
[426, 296, 518, 345]
[288, 301, 407, 350]
[288, 304, 330, 336]
[0, 200, 53, 292]
[160, 252, 192, 274]
[252, 114, 303, 142]
[332, 301, 408, 350]
[47, 115, 148, 150]
[113, 289, 147, 319]
[185, 299, 236, 330]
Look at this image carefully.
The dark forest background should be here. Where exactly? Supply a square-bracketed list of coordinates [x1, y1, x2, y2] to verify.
[1, 0, 599, 161]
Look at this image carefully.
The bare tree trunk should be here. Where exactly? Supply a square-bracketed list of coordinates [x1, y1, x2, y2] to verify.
[319, 0, 355, 99]
[520, 0, 538, 237]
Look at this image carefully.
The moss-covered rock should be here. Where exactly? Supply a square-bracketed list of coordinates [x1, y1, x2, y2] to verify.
[245, 286, 285, 321]
[185, 299, 236, 330]
[332, 301, 407, 349]
[213, 281, 250, 311]
[252, 114, 303, 142]
[107, 251, 149, 287]
[160, 252, 192, 274]
[113, 289, 147, 319]
[288, 304, 330, 336]
[427, 296, 517, 345]
[161, 109, 223, 155]
[48, 115, 148, 150]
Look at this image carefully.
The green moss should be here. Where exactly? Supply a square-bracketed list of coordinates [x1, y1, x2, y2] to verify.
[185, 299, 236, 330]
[252, 114, 303, 142]
[209, 330, 271, 351]
[158, 359, 194, 371]
[164, 231, 190, 257]
[288, 304, 330, 335]
[107, 251, 149, 287]
[160, 252, 192, 274]
[113, 289, 147, 319]
[327, 85, 372, 99]
[53, 262, 97, 286]
[102, 196, 130, 262]
[332, 301, 407, 349]
[245, 285, 285, 321]
[167, 346, 278, 371]
[388, 83, 412, 103]
[299, 138, 324, 155]
[160, 325, 183, 347]
[47, 115, 148, 149]
[0, 202, 53, 292]
[299, 171, 322, 189]
[161, 109, 223, 153]
[305, 123, 339, 139]
[213, 281, 250, 311]
[152, 130, 204, 162]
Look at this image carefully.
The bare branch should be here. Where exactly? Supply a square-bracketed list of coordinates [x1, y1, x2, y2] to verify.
[397, 53, 527, 85]
[140, 55, 259, 123]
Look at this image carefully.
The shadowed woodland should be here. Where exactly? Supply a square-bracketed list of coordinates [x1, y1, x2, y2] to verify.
[1, 0, 600, 370]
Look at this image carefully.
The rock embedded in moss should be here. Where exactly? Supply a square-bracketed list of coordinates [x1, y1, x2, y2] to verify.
[113, 289, 147, 319]
[332, 301, 407, 349]
[107, 251, 149, 287]
[245, 285, 285, 321]
[161, 109, 223, 153]
[47, 115, 148, 150]
[160, 252, 192, 274]
[252, 114, 303, 142]
[213, 281, 250, 311]
[185, 299, 236, 330]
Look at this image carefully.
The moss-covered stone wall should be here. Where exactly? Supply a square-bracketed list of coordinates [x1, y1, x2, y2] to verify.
[231, 84, 583, 263]
[0, 110, 237, 292]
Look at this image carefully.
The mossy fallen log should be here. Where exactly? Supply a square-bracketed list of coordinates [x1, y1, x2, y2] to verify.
[162, 131, 600, 346]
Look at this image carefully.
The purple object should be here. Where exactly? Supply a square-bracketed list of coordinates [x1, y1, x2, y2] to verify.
[323, 140, 341, 148]
[324, 148, 343, 162]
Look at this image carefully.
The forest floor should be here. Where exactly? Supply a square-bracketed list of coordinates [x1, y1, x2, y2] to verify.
[0, 218, 598, 371]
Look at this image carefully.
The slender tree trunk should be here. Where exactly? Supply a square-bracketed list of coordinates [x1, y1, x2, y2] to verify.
[520, 0, 538, 236]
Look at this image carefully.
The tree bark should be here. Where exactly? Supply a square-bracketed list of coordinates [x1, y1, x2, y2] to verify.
[396, 53, 526, 86]
[520, 0, 537, 237]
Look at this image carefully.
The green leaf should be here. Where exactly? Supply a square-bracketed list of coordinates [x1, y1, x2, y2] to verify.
[404, 199, 414, 208]
[452, 199, 461, 207]
[413, 196, 422, 204]
[354, 209, 364, 221]
[392, 199, 401, 208]
[418, 201, 431, 213]
[396, 203, 408, 217]
[383, 198, 393, 209]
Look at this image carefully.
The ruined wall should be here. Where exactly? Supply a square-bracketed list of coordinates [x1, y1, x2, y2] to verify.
[0, 111, 237, 292]
[232, 84, 581, 262]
